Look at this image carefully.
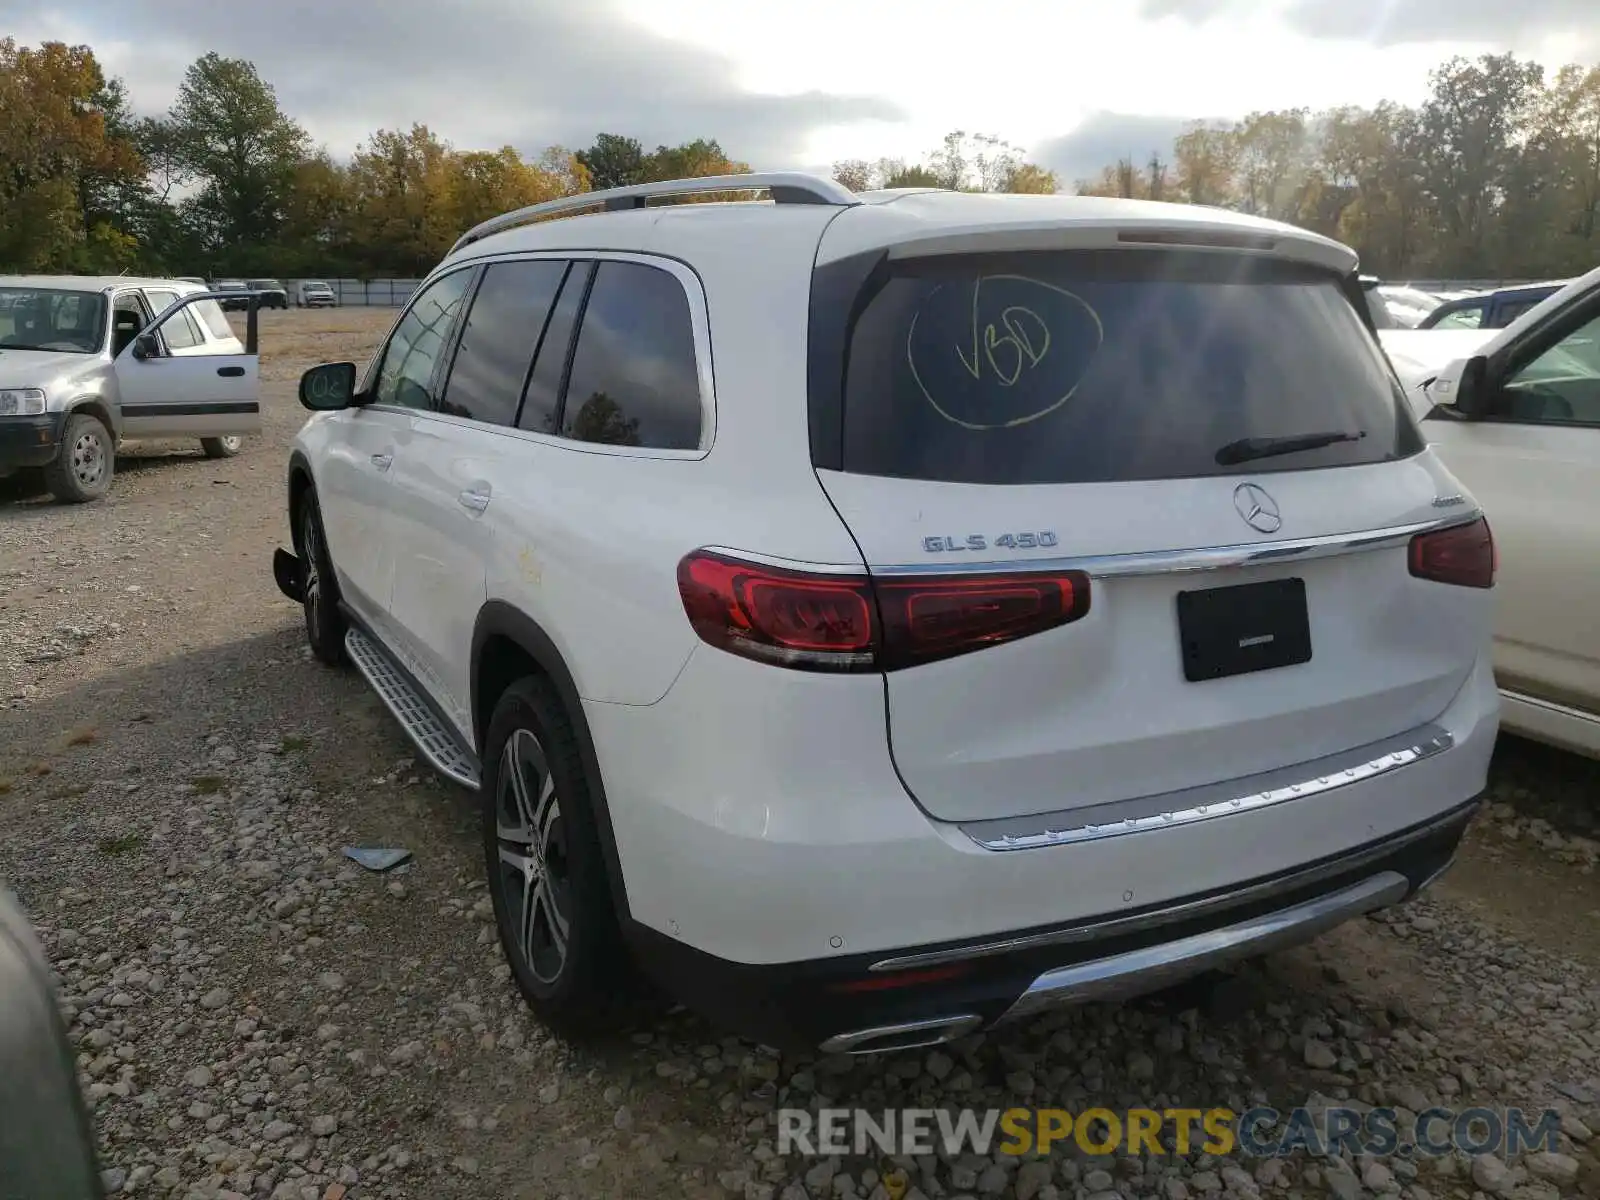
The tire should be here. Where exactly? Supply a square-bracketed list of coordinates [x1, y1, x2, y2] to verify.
[483, 678, 627, 1033]
[297, 490, 346, 666]
[44, 414, 113, 503]
[201, 435, 244, 458]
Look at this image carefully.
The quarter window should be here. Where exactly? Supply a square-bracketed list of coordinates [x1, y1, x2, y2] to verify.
[560, 261, 702, 450]
[372, 269, 474, 409]
[439, 260, 568, 427]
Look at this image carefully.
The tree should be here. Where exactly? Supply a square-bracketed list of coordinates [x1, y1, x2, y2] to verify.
[834, 133, 1055, 194]
[832, 159, 874, 192]
[0, 39, 143, 271]
[1233, 109, 1311, 220]
[1416, 53, 1545, 272]
[344, 124, 457, 274]
[568, 393, 641, 446]
[169, 52, 309, 257]
[576, 133, 645, 191]
[1171, 122, 1238, 207]
[640, 137, 750, 182]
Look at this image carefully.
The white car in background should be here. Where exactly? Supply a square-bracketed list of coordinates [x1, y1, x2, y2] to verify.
[0, 276, 260, 502]
[1377, 285, 1442, 328]
[1381, 265, 1600, 759]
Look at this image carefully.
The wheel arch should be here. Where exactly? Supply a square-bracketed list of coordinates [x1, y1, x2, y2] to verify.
[286, 450, 315, 551]
[471, 601, 632, 921]
[63, 395, 121, 441]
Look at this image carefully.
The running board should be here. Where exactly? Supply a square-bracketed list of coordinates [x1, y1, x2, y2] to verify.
[344, 628, 481, 790]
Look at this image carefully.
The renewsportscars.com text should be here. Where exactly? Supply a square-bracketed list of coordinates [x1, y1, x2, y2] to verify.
[777, 1106, 1564, 1159]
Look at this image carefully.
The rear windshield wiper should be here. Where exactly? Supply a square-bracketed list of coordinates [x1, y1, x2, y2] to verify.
[1214, 430, 1365, 466]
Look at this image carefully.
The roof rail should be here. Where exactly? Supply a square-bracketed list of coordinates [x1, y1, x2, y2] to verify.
[449, 172, 860, 253]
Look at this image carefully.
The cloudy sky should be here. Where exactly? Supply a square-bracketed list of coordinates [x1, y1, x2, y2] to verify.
[7, 0, 1597, 184]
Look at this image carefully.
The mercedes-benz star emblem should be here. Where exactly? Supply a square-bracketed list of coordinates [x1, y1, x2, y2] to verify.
[1233, 482, 1282, 534]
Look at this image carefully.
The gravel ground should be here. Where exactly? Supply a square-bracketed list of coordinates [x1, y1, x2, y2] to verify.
[2, 309, 1599, 1200]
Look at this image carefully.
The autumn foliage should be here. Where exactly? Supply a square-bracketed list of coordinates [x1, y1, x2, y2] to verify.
[3, 39, 1598, 280]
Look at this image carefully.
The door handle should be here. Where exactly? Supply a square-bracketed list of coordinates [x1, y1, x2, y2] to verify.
[217, 366, 246, 377]
[370, 452, 393, 471]
[458, 488, 491, 514]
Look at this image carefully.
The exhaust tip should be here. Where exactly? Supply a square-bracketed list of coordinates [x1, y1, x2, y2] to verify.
[819, 1014, 982, 1056]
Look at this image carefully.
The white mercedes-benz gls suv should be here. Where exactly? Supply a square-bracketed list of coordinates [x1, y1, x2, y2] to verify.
[274, 174, 1499, 1055]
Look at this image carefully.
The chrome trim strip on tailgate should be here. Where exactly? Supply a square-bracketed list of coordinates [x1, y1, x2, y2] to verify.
[994, 871, 1410, 1021]
[870, 511, 1482, 579]
[701, 511, 1482, 581]
[868, 795, 1478, 973]
[963, 731, 1454, 852]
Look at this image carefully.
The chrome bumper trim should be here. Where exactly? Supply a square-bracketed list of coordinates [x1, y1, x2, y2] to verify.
[868, 796, 1479, 973]
[962, 731, 1455, 852]
[996, 871, 1409, 1022]
[702, 510, 1483, 583]
[869, 511, 1483, 580]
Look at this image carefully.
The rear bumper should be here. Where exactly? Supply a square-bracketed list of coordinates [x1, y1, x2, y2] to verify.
[0, 414, 63, 472]
[590, 645, 1498, 1048]
[625, 797, 1476, 1053]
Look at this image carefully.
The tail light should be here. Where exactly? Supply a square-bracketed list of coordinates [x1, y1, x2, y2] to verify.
[677, 550, 1091, 672]
[1408, 516, 1495, 588]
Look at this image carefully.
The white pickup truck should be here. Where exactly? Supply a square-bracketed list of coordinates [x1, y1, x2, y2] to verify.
[1380, 265, 1600, 760]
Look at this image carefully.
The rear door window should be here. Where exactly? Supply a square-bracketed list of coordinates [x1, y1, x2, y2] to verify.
[839, 250, 1422, 484]
[518, 262, 592, 435]
[438, 259, 569, 427]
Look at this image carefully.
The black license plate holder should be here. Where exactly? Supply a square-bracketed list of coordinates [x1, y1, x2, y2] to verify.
[1176, 577, 1312, 682]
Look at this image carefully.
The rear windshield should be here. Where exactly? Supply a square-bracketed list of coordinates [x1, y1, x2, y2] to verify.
[840, 251, 1422, 485]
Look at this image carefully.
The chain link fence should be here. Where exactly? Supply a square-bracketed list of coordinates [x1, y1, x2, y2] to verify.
[284, 279, 423, 308]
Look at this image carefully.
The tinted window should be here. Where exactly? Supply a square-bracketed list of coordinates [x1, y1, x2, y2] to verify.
[840, 251, 1422, 485]
[560, 262, 702, 450]
[439, 260, 568, 427]
[1502, 312, 1600, 425]
[1493, 299, 1542, 327]
[373, 269, 474, 409]
[518, 263, 591, 435]
[145, 291, 203, 349]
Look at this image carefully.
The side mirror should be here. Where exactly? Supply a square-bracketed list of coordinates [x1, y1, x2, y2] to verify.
[299, 361, 358, 411]
[1449, 355, 1494, 420]
[0, 886, 106, 1198]
[130, 332, 159, 361]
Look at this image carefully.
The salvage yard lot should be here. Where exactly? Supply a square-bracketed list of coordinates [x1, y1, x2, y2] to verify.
[2, 308, 1600, 1200]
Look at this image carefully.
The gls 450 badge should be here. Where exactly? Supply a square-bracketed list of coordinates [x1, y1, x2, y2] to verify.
[923, 531, 1059, 553]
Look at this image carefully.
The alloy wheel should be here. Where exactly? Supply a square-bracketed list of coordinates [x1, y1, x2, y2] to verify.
[494, 728, 572, 985]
